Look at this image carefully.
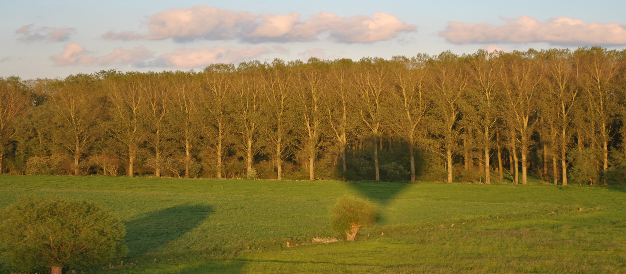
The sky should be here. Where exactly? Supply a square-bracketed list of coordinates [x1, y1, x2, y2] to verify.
[3, 0, 626, 80]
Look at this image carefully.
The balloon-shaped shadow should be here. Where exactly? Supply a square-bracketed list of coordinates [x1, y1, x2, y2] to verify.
[346, 181, 412, 205]
[124, 204, 213, 257]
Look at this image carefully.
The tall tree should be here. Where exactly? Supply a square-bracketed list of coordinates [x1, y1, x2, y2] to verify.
[201, 64, 234, 179]
[0, 77, 30, 174]
[170, 71, 201, 178]
[466, 50, 501, 184]
[500, 50, 543, 185]
[142, 72, 170, 177]
[427, 52, 469, 184]
[106, 72, 146, 177]
[49, 74, 104, 175]
[262, 59, 293, 180]
[294, 58, 326, 180]
[577, 47, 620, 185]
[355, 58, 390, 181]
[390, 55, 430, 182]
[541, 49, 578, 185]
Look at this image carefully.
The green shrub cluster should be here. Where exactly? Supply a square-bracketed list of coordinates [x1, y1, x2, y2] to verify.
[0, 196, 127, 274]
[329, 196, 378, 241]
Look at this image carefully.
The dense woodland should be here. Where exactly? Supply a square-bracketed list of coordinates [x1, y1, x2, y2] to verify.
[2, 47, 626, 185]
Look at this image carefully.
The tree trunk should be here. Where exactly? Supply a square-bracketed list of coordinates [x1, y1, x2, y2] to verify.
[51, 265, 63, 274]
[543, 143, 548, 178]
[155, 129, 161, 177]
[276, 135, 282, 180]
[552, 150, 558, 185]
[185, 138, 191, 178]
[73, 153, 80, 176]
[602, 124, 608, 185]
[341, 143, 347, 173]
[484, 125, 490, 185]
[0, 152, 3, 174]
[603, 139, 608, 185]
[309, 151, 315, 181]
[216, 121, 223, 179]
[128, 148, 135, 177]
[374, 135, 380, 181]
[246, 137, 253, 172]
[521, 131, 528, 185]
[345, 223, 361, 241]
[447, 146, 453, 184]
[510, 132, 519, 185]
[464, 137, 470, 171]
[409, 140, 416, 183]
[561, 126, 568, 186]
[496, 133, 503, 181]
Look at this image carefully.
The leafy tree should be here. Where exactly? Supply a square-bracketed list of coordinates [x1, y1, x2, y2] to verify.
[390, 55, 430, 182]
[0, 76, 30, 173]
[354, 58, 391, 181]
[49, 74, 104, 175]
[427, 52, 469, 183]
[0, 196, 127, 274]
[499, 50, 543, 185]
[201, 64, 234, 178]
[105, 72, 146, 177]
[329, 196, 377, 241]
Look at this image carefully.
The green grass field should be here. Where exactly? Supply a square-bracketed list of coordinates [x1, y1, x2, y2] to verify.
[1, 175, 625, 273]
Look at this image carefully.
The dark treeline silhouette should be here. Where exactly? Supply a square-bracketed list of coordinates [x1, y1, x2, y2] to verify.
[2, 47, 626, 185]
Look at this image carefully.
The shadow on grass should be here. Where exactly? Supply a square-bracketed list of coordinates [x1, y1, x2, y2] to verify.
[607, 185, 626, 193]
[124, 204, 213, 258]
[346, 181, 412, 205]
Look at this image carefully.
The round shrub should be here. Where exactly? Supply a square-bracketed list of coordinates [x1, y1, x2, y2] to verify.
[0, 196, 127, 274]
[329, 195, 377, 241]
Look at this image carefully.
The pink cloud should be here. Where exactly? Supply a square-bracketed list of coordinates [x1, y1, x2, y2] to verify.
[298, 48, 331, 60]
[100, 46, 154, 65]
[482, 44, 506, 53]
[49, 43, 98, 66]
[16, 24, 76, 43]
[440, 16, 626, 45]
[101, 6, 416, 43]
[50, 43, 153, 67]
[158, 46, 271, 68]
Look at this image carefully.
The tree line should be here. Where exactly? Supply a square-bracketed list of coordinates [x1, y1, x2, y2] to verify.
[2, 47, 626, 185]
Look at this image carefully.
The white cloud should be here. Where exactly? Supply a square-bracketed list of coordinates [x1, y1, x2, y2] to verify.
[158, 46, 271, 68]
[49, 43, 98, 66]
[50, 43, 153, 67]
[100, 46, 155, 65]
[298, 48, 332, 60]
[482, 44, 506, 53]
[102, 6, 416, 43]
[16, 24, 76, 43]
[440, 16, 626, 45]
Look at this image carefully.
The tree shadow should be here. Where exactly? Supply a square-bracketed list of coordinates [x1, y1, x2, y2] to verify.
[124, 204, 213, 257]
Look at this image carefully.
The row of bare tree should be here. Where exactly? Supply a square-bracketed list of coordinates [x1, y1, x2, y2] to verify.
[1, 47, 625, 184]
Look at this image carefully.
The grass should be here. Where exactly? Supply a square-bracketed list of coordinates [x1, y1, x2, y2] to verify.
[0, 175, 625, 273]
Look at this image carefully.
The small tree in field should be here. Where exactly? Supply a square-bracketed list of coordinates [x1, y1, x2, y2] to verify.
[330, 196, 377, 241]
[0, 196, 127, 274]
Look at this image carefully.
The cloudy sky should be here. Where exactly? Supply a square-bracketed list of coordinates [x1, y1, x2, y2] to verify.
[3, 0, 626, 79]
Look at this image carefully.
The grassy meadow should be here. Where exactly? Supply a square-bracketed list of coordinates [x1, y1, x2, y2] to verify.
[0, 175, 625, 273]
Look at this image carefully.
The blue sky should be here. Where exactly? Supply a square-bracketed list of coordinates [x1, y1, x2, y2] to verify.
[3, 0, 626, 79]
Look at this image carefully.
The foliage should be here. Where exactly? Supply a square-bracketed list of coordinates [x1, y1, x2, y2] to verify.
[567, 148, 601, 185]
[329, 195, 377, 241]
[1, 47, 626, 185]
[0, 195, 127, 273]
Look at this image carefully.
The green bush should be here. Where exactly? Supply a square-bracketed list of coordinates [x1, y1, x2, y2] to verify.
[0, 196, 127, 274]
[329, 196, 377, 241]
